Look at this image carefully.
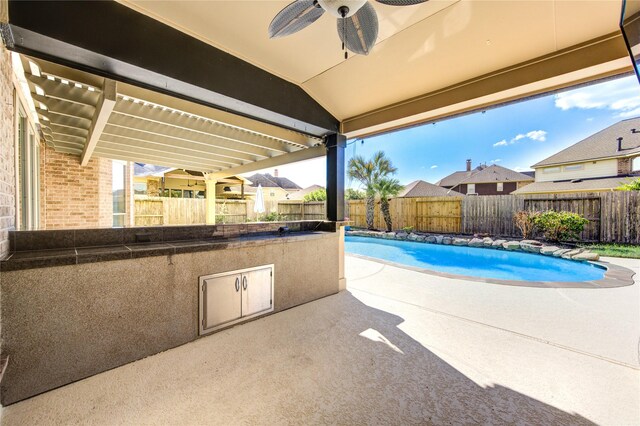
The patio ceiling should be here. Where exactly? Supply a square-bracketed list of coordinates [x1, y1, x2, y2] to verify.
[22, 57, 324, 175]
[120, 0, 640, 137]
[4, 1, 640, 142]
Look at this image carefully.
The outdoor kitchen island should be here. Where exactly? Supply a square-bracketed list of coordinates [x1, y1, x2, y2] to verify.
[0, 221, 345, 405]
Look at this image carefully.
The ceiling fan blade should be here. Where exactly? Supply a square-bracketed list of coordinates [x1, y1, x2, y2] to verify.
[337, 1, 378, 55]
[374, 0, 428, 5]
[268, 0, 325, 38]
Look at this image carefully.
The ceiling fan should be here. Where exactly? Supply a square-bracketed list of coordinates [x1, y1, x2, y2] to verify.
[268, 0, 428, 58]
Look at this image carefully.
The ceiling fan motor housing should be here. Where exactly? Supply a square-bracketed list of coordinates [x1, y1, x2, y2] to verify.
[317, 0, 368, 18]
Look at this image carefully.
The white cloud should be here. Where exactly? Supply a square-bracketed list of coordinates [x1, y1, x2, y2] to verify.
[554, 76, 640, 117]
[493, 130, 546, 147]
[513, 166, 533, 172]
[430, 165, 438, 169]
[526, 130, 547, 142]
[491, 159, 501, 163]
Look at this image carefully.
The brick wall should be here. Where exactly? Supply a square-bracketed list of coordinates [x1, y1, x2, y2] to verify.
[0, 45, 15, 259]
[618, 157, 631, 175]
[41, 144, 113, 229]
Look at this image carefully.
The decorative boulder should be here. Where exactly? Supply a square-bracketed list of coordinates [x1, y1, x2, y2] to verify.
[482, 237, 494, 247]
[453, 238, 469, 246]
[540, 246, 560, 256]
[383, 232, 396, 239]
[552, 249, 572, 257]
[468, 238, 484, 247]
[561, 249, 583, 259]
[407, 233, 419, 241]
[416, 235, 426, 242]
[395, 231, 408, 240]
[520, 240, 544, 253]
[442, 237, 452, 245]
[492, 239, 507, 248]
[435, 235, 444, 244]
[502, 241, 521, 251]
[572, 251, 600, 261]
[425, 236, 437, 243]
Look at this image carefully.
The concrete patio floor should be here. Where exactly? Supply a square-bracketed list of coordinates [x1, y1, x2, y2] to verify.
[2, 256, 639, 425]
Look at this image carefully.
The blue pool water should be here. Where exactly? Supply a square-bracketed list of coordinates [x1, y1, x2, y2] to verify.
[345, 236, 606, 282]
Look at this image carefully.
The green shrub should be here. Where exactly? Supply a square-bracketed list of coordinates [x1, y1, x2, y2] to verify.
[513, 210, 539, 239]
[402, 226, 414, 233]
[533, 210, 588, 242]
[260, 212, 280, 222]
[345, 188, 366, 200]
[303, 188, 327, 202]
[617, 177, 640, 191]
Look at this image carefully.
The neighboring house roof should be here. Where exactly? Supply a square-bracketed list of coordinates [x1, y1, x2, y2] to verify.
[398, 180, 462, 197]
[533, 117, 640, 168]
[133, 163, 175, 177]
[521, 171, 535, 179]
[512, 176, 633, 194]
[288, 184, 325, 200]
[246, 173, 301, 190]
[437, 164, 534, 187]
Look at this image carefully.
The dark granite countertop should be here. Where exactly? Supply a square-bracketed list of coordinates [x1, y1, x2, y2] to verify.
[2, 221, 343, 272]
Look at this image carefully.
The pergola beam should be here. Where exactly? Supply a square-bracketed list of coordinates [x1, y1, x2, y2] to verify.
[206, 145, 326, 180]
[92, 149, 222, 172]
[81, 79, 116, 166]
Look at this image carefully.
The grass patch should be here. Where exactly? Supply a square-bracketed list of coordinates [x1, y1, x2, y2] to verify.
[578, 243, 640, 259]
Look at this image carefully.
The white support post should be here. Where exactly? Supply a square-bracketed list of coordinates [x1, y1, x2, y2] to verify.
[81, 79, 116, 166]
[205, 178, 217, 224]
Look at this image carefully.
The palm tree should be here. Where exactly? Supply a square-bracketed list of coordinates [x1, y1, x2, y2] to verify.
[374, 178, 403, 231]
[347, 151, 397, 229]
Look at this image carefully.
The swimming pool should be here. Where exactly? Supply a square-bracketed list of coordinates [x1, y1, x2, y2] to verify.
[345, 236, 606, 282]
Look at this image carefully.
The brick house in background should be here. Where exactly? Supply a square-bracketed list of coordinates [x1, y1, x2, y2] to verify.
[514, 118, 640, 194]
[437, 160, 534, 195]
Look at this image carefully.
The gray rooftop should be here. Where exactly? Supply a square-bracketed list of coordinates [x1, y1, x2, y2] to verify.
[512, 176, 633, 194]
[437, 165, 534, 187]
[533, 117, 640, 168]
[398, 180, 462, 197]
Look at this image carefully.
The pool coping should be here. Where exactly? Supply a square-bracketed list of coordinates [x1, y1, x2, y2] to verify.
[345, 252, 636, 289]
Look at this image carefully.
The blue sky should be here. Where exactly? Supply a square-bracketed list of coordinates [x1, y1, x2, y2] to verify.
[249, 74, 640, 189]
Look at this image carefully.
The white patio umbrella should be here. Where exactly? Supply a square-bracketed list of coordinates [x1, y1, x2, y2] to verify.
[254, 184, 266, 215]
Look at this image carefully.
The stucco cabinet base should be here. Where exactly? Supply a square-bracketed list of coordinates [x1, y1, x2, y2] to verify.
[0, 233, 339, 405]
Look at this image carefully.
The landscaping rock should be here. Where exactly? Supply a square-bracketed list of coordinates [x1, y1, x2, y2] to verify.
[435, 235, 443, 244]
[407, 233, 419, 241]
[561, 249, 583, 259]
[552, 249, 572, 257]
[572, 251, 600, 261]
[468, 238, 484, 247]
[416, 235, 426, 242]
[540, 246, 560, 256]
[383, 232, 396, 239]
[442, 237, 452, 245]
[482, 237, 494, 247]
[502, 241, 521, 251]
[395, 231, 408, 240]
[520, 240, 544, 253]
[425, 236, 437, 243]
[453, 238, 469, 246]
[492, 239, 507, 249]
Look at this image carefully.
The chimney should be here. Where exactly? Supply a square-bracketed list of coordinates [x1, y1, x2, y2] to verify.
[466, 159, 472, 172]
[274, 168, 279, 177]
[617, 137, 623, 152]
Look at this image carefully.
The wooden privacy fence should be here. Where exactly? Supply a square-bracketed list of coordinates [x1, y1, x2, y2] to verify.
[346, 197, 462, 233]
[134, 197, 326, 225]
[277, 201, 326, 221]
[346, 192, 640, 244]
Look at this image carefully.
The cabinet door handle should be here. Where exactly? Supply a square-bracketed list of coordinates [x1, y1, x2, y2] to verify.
[235, 277, 240, 292]
[242, 276, 247, 290]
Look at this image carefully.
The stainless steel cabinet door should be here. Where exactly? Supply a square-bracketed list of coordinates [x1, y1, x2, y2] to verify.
[241, 267, 273, 317]
[202, 274, 242, 330]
